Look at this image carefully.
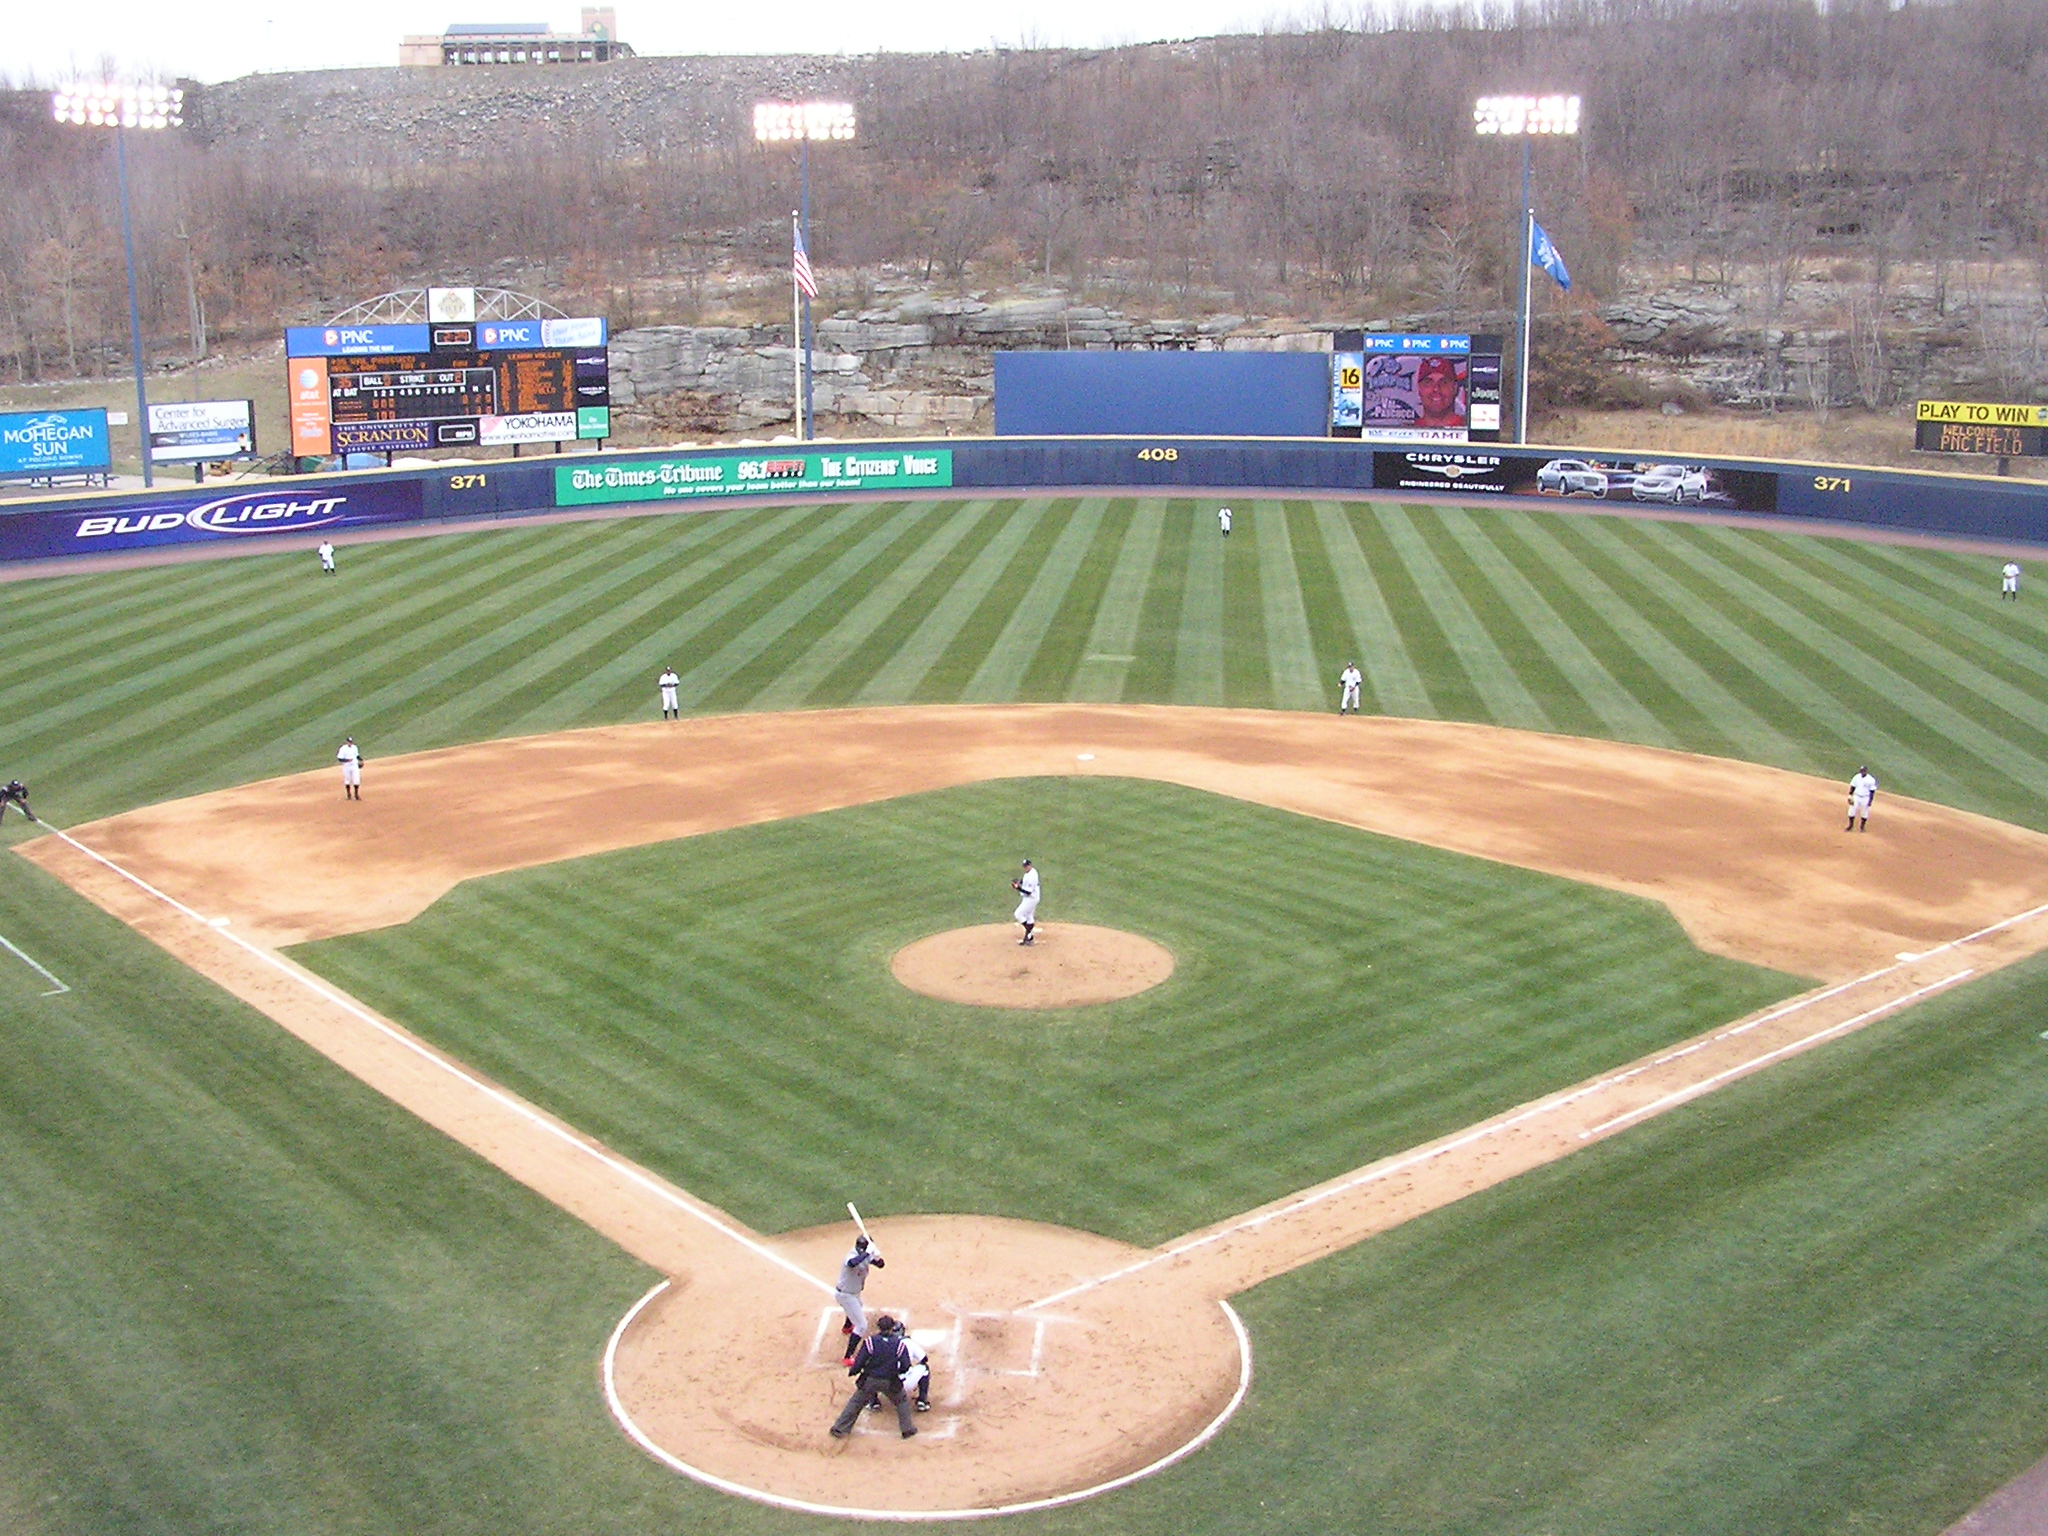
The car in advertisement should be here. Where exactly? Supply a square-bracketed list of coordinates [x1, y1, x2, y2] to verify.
[1535, 457, 1610, 497]
[1631, 463, 1711, 505]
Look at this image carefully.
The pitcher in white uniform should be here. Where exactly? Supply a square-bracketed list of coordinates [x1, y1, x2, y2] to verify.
[1013, 858, 1041, 945]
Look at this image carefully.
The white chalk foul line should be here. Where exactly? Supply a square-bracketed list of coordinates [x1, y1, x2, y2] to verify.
[1026, 903, 2048, 1314]
[602, 1279, 1253, 1522]
[46, 826, 828, 1297]
[1578, 968, 1974, 1139]
[0, 932, 70, 995]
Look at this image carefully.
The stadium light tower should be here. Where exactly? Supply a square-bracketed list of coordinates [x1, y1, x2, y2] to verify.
[1474, 93, 1580, 445]
[753, 101, 856, 442]
[52, 82, 185, 488]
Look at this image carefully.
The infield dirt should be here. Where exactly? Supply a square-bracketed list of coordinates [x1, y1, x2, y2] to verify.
[21, 704, 2048, 1515]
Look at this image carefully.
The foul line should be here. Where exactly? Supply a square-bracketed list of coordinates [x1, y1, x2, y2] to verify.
[601, 1279, 1253, 1522]
[1026, 903, 2048, 1314]
[44, 825, 829, 1297]
[0, 932, 70, 995]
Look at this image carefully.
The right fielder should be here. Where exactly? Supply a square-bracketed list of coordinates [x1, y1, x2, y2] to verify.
[1012, 858, 1040, 945]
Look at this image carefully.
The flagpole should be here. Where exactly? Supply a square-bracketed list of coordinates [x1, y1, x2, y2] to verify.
[791, 211, 805, 440]
[1516, 136, 1532, 445]
[800, 136, 814, 444]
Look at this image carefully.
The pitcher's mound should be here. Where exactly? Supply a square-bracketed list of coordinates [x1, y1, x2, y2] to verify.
[891, 924, 1175, 1008]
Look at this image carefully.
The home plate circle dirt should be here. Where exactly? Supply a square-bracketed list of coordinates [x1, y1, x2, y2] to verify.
[891, 924, 1176, 1008]
[603, 1214, 1246, 1516]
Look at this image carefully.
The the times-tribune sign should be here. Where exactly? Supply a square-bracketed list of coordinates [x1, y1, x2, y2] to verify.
[0, 409, 113, 477]
[556, 448, 954, 505]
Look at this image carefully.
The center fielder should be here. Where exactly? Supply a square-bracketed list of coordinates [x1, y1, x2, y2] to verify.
[1012, 858, 1040, 945]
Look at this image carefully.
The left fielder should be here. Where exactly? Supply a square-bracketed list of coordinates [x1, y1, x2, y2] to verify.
[1012, 858, 1041, 945]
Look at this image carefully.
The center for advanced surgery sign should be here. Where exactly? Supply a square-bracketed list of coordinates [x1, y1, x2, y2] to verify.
[555, 448, 953, 505]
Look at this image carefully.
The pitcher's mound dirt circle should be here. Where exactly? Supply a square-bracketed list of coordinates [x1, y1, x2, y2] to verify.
[604, 1214, 1247, 1516]
[891, 924, 1176, 1008]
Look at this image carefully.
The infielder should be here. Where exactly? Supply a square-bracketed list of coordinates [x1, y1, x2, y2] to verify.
[1218, 506, 1232, 537]
[658, 665, 681, 720]
[317, 541, 336, 574]
[337, 737, 363, 801]
[1846, 765, 1877, 831]
[834, 1234, 885, 1346]
[1338, 661, 1363, 714]
[1012, 858, 1041, 945]
[2003, 561, 2021, 601]
[0, 779, 35, 824]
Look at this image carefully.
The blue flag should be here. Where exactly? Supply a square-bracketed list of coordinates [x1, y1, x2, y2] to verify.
[1530, 220, 1572, 291]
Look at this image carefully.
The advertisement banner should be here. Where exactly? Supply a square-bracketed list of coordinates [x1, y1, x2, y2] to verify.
[0, 479, 426, 561]
[479, 411, 577, 446]
[285, 324, 433, 357]
[1374, 449, 1778, 511]
[0, 409, 112, 477]
[147, 399, 256, 463]
[333, 420, 436, 454]
[542, 317, 607, 348]
[1330, 353, 1364, 430]
[289, 359, 332, 456]
[576, 406, 611, 439]
[556, 448, 954, 506]
[1359, 334, 1470, 354]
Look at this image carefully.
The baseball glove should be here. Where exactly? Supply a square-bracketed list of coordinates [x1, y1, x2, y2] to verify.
[1012, 878, 1024, 892]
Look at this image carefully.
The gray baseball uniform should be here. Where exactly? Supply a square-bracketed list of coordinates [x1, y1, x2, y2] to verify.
[835, 1243, 881, 1336]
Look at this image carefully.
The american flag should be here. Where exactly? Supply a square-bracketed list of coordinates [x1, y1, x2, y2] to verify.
[792, 222, 818, 300]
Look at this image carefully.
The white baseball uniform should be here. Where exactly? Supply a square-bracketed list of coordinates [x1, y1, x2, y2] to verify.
[1339, 664, 1363, 714]
[337, 740, 361, 789]
[2003, 562, 2021, 596]
[658, 668, 680, 717]
[1847, 769, 1877, 829]
[1013, 864, 1040, 926]
[318, 541, 335, 573]
[903, 1334, 931, 1405]
[1218, 506, 1232, 536]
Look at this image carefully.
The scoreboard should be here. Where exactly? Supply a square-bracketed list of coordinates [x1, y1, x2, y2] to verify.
[287, 317, 609, 457]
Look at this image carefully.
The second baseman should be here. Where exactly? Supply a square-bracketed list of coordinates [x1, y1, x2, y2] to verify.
[1846, 765, 1877, 831]
[658, 666, 681, 720]
[336, 737, 363, 801]
[1338, 662, 1363, 714]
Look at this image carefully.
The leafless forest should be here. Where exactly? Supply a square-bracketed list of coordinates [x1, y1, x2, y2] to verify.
[3, 0, 2045, 404]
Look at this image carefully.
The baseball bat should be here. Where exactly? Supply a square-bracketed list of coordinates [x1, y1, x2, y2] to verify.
[847, 1201, 873, 1243]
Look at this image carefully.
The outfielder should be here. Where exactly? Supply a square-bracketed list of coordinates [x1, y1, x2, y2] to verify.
[834, 1234, 885, 1346]
[1013, 858, 1041, 945]
[2003, 561, 2021, 601]
[1846, 765, 1877, 831]
[337, 737, 363, 801]
[1338, 661, 1363, 714]
[1218, 506, 1232, 538]
[317, 541, 336, 574]
[658, 665, 681, 720]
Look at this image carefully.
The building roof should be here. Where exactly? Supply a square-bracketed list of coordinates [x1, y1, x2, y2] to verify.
[444, 21, 552, 36]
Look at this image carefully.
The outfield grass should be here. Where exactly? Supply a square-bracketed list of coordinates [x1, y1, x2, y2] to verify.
[291, 778, 1803, 1244]
[6, 496, 2048, 1534]
[3, 498, 2047, 830]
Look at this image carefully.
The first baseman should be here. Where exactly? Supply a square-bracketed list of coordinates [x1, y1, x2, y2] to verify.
[834, 1234, 884, 1346]
[1846, 765, 1877, 831]
[658, 666, 681, 720]
[2003, 561, 2021, 601]
[1012, 858, 1041, 945]
[0, 779, 35, 824]
[1338, 661, 1363, 714]
[337, 737, 363, 800]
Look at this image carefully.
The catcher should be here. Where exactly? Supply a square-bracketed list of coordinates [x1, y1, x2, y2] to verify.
[1012, 858, 1040, 945]
[0, 779, 35, 824]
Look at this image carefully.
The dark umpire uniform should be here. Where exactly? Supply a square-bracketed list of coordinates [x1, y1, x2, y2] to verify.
[829, 1318, 917, 1440]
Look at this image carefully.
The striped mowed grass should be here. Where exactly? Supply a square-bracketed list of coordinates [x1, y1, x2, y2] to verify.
[3, 496, 2047, 829]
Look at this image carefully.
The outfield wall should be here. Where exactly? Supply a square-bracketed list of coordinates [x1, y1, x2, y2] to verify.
[1, 436, 2043, 564]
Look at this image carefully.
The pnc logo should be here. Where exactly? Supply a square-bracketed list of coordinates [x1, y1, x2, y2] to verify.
[323, 329, 340, 345]
[339, 329, 377, 345]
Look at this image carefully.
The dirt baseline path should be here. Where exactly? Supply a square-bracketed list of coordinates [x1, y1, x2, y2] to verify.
[22, 705, 2048, 1517]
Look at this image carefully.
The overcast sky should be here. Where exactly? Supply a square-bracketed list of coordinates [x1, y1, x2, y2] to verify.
[19, 1, 1310, 84]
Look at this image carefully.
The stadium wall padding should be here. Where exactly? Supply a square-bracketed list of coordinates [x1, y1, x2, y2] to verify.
[993, 353, 1333, 438]
[2, 437, 2045, 563]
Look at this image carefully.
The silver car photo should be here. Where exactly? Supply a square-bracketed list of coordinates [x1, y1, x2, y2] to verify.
[1535, 458, 1608, 497]
[1631, 463, 1710, 504]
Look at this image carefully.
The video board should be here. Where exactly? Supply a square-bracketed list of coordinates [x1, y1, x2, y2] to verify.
[1329, 334, 1504, 443]
[1913, 399, 2048, 458]
[286, 318, 609, 456]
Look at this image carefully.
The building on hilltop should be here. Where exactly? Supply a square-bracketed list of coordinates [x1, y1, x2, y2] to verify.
[400, 8, 631, 65]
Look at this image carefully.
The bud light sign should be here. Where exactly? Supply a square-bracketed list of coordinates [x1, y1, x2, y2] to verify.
[0, 479, 425, 561]
[0, 409, 112, 477]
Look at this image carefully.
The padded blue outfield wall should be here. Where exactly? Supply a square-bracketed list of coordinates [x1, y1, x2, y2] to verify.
[2, 436, 2046, 563]
[994, 352, 1333, 438]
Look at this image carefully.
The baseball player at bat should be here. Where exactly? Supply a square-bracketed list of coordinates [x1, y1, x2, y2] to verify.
[834, 1233, 884, 1357]
[1012, 858, 1040, 945]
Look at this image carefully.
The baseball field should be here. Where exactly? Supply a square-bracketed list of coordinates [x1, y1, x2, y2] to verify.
[4, 494, 2048, 1533]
